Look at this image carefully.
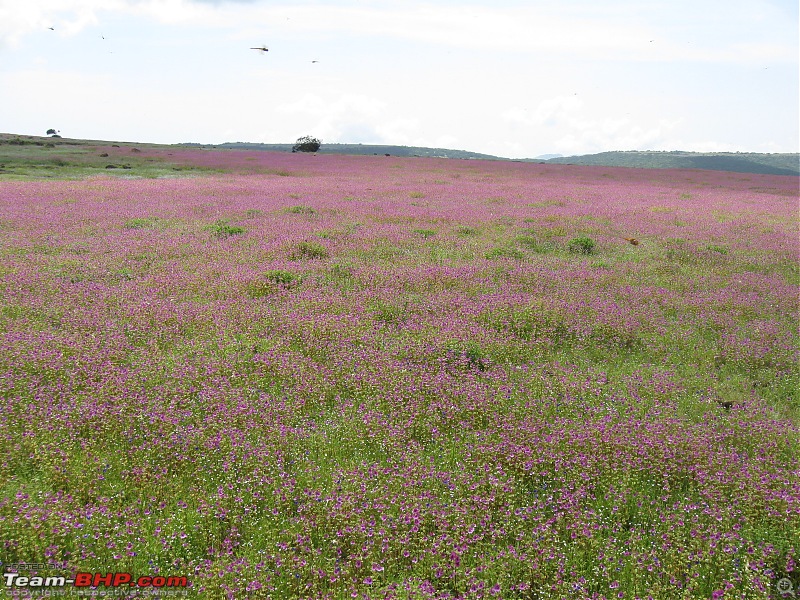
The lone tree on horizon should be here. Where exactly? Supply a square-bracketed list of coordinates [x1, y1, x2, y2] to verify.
[292, 136, 321, 153]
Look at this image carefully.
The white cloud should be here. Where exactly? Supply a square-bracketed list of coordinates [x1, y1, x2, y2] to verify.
[273, 93, 461, 149]
[0, 1, 795, 154]
[0, 0, 100, 47]
[2, 0, 795, 64]
[502, 95, 583, 128]
[276, 93, 389, 142]
[370, 117, 421, 146]
[0, 0, 217, 49]
[552, 118, 681, 155]
[500, 95, 684, 155]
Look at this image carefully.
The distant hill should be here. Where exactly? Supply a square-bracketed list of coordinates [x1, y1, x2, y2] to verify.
[538, 150, 799, 176]
[206, 142, 503, 161]
[207, 144, 798, 176]
[3, 134, 796, 177]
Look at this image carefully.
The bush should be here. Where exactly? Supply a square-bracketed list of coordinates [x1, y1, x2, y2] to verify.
[292, 136, 322, 153]
[329, 263, 354, 279]
[463, 342, 489, 371]
[445, 341, 489, 371]
[285, 205, 316, 215]
[372, 301, 406, 325]
[456, 226, 478, 236]
[264, 270, 298, 285]
[485, 246, 524, 260]
[293, 241, 329, 260]
[124, 217, 159, 230]
[516, 235, 552, 253]
[567, 236, 596, 255]
[206, 219, 245, 239]
[246, 270, 300, 297]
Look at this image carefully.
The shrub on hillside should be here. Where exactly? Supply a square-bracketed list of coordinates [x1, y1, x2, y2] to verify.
[567, 236, 596, 255]
[293, 241, 329, 260]
[246, 270, 300, 297]
[284, 205, 316, 215]
[292, 136, 322, 153]
[485, 246, 525, 260]
[206, 219, 245, 239]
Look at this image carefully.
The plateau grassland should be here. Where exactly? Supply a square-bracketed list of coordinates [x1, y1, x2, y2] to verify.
[1, 149, 797, 598]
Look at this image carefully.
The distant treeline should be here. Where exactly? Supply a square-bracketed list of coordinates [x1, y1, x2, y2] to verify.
[538, 151, 799, 176]
[5, 133, 794, 176]
[203, 142, 504, 161]
[196, 143, 799, 176]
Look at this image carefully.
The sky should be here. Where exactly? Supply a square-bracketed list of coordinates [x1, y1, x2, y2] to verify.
[0, 0, 797, 159]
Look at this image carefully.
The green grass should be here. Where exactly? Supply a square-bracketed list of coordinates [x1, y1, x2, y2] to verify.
[292, 240, 329, 259]
[567, 235, 596, 255]
[245, 270, 302, 298]
[205, 219, 246, 238]
[124, 217, 161, 230]
[0, 147, 797, 599]
[485, 246, 525, 260]
[283, 205, 317, 215]
[0, 137, 216, 180]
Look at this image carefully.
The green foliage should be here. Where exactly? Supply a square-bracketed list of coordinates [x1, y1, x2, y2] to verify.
[445, 340, 489, 371]
[413, 229, 436, 239]
[293, 241, 329, 260]
[540, 225, 568, 238]
[516, 234, 553, 253]
[205, 219, 245, 238]
[456, 226, 478, 236]
[3, 137, 798, 599]
[0, 138, 218, 180]
[526, 199, 565, 208]
[246, 270, 300, 297]
[264, 270, 298, 285]
[589, 322, 643, 351]
[544, 150, 800, 176]
[284, 205, 316, 215]
[371, 300, 407, 325]
[329, 263, 354, 279]
[292, 136, 322, 153]
[567, 236, 596, 255]
[481, 303, 571, 343]
[485, 246, 525, 260]
[114, 268, 134, 281]
[124, 217, 159, 230]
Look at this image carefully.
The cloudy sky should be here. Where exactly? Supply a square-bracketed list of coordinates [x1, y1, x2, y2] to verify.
[0, 0, 797, 158]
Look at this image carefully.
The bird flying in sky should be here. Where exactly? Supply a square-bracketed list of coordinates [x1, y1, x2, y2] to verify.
[250, 46, 269, 53]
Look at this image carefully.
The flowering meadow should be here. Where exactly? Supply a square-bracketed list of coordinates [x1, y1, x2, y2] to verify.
[0, 148, 798, 599]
